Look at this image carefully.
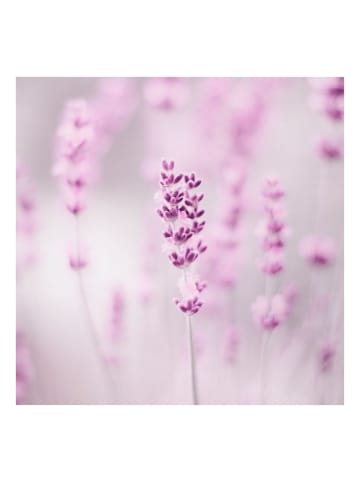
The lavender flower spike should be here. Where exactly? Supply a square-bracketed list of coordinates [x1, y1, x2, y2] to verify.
[156, 160, 207, 404]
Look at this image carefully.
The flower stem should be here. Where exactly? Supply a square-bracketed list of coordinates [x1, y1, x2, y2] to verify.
[74, 216, 118, 404]
[258, 330, 271, 404]
[186, 315, 199, 405]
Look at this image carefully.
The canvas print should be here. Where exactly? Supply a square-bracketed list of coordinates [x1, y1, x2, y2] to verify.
[16, 77, 344, 404]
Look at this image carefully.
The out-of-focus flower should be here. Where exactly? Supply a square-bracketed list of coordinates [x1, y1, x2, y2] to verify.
[68, 243, 88, 270]
[229, 91, 266, 158]
[53, 99, 96, 215]
[316, 137, 343, 162]
[256, 177, 288, 277]
[202, 161, 247, 290]
[260, 249, 284, 275]
[308, 77, 344, 122]
[252, 294, 288, 330]
[299, 236, 336, 267]
[319, 343, 336, 373]
[144, 78, 190, 110]
[262, 177, 285, 201]
[91, 78, 137, 158]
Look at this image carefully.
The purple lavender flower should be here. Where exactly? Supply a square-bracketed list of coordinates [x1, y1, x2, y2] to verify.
[156, 160, 208, 314]
[175, 296, 203, 315]
[156, 160, 207, 405]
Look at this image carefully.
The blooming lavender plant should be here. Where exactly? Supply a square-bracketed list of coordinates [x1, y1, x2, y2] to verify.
[252, 176, 290, 403]
[53, 99, 95, 273]
[53, 99, 118, 403]
[156, 160, 207, 403]
[53, 99, 96, 213]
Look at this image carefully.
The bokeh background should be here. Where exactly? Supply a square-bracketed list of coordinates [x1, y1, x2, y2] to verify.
[16, 77, 344, 404]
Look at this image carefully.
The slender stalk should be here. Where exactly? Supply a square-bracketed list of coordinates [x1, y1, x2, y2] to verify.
[258, 274, 273, 403]
[257, 330, 271, 404]
[74, 216, 118, 404]
[186, 315, 199, 405]
[183, 267, 199, 405]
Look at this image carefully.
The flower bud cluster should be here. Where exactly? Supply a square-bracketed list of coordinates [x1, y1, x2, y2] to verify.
[156, 160, 207, 315]
[53, 99, 95, 215]
[257, 177, 288, 275]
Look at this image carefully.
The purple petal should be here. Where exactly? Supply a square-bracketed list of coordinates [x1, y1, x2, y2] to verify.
[174, 174, 183, 183]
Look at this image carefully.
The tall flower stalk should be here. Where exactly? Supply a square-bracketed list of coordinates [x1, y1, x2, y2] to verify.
[53, 99, 118, 403]
[156, 160, 207, 404]
[296, 79, 344, 401]
[252, 177, 290, 403]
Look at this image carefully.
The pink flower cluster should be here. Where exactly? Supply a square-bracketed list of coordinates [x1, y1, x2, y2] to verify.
[53, 99, 95, 215]
[308, 77, 344, 121]
[299, 236, 336, 267]
[310, 77, 344, 163]
[144, 78, 189, 110]
[156, 160, 207, 315]
[252, 294, 288, 330]
[256, 177, 288, 275]
[252, 177, 291, 331]
[316, 137, 343, 162]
